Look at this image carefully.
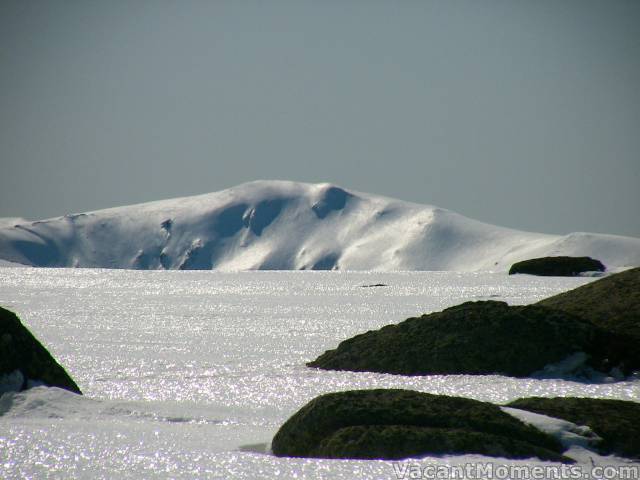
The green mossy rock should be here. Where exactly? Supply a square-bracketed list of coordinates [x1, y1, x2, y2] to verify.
[272, 389, 569, 462]
[537, 267, 640, 339]
[0, 306, 81, 394]
[308, 301, 640, 377]
[507, 397, 640, 459]
[508, 256, 605, 276]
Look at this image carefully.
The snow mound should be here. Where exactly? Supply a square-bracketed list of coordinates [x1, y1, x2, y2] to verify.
[502, 406, 600, 451]
[0, 180, 638, 271]
[0, 386, 224, 426]
[501, 406, 632, 465]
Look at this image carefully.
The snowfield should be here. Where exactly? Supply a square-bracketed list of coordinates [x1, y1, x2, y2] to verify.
[1, 181, 638, 271]
[0, 268, 638, 479]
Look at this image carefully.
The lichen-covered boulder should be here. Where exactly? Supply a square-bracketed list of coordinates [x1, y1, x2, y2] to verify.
[0, 306, 81, 395]
[508, 256, 605, 276]
[272, 389, 569, 462]
[507, 397, 640, 459]
[308, 301, 639, 378]
[537, 267, 640, 339]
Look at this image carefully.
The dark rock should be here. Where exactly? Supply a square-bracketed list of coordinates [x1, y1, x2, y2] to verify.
[508, 256, 605, 276]
[507, 397, 640, 459]
[272, 389, 569, 462]
[537, 267, 640, 339]
[307, 301, 640, 377]
[0, 306, 81, 394]
[160, 218, 173, 232]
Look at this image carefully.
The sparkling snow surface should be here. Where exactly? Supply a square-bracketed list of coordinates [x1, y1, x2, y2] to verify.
[0, 268, 638, 479]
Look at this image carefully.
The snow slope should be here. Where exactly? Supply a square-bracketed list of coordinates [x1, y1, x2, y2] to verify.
[0, 180, 638, 271]
[1, 269, 638, 479]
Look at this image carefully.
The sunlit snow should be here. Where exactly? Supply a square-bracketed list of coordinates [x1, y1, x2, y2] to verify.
[1, 181, 639, 271]
[0, 268, 638, 479]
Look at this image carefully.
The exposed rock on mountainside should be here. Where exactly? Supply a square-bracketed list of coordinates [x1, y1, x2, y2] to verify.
[507, 397, 640, 459]
[0, 306, 81, 395]
[271, 389, 569, 461]
[508, 256, 605, 276]
[308, 301, 639, 378]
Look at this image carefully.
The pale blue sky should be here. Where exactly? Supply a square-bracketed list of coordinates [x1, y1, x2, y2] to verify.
[1, 1, 639, 236]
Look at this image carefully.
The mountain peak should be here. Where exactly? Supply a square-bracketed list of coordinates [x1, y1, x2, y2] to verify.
[0, 181, 638, 271]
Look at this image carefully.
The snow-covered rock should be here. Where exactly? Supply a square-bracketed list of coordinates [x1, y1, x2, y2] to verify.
[0, 180, 638, 271]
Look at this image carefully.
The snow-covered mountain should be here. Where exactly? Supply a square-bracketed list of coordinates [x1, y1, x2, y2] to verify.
[1, 180, 638, 271]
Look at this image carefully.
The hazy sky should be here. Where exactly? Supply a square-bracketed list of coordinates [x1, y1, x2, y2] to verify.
[1, 1, 639, 237]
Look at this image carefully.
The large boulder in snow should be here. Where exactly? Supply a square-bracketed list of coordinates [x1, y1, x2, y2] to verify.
[307, 301, 640, 378]
[272, 389, 568, 461]
[0, 306, 81, 395]
[507, 397, 640, 459]
[508, 256, 605, 276]
[536, 267, 640, 339]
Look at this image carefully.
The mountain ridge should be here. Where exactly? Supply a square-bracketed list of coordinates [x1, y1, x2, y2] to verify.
[1, 180, 638, 271]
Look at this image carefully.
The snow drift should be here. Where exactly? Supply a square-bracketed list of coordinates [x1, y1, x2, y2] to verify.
[0, 180, 638, 271]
